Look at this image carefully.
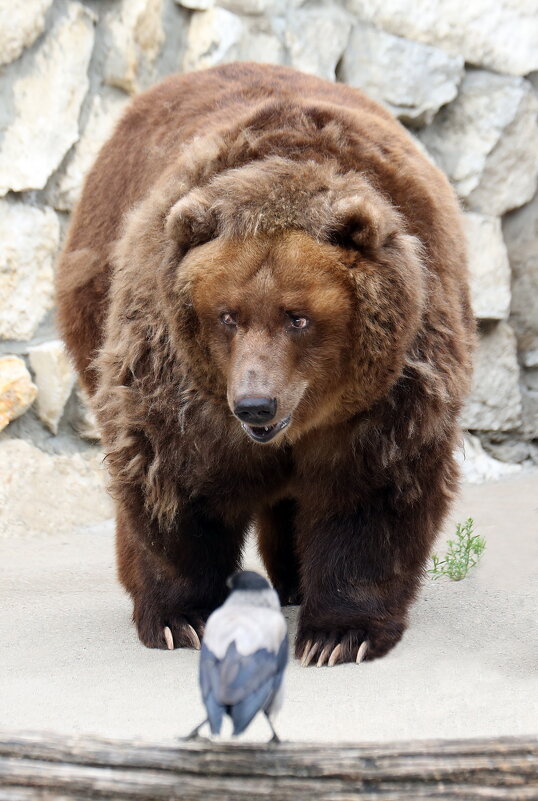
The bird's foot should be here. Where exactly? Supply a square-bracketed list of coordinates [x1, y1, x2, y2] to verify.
[182, 719, 209, 741]
[264, 713, 281, 744]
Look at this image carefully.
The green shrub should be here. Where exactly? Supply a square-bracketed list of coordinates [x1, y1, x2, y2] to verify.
[429, 518, 486, 581]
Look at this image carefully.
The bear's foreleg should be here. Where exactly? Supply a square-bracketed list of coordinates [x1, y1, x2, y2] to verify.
[294, 450, 457, 666]
[116, 495, 246, 650]
[256, 498, 302, 606]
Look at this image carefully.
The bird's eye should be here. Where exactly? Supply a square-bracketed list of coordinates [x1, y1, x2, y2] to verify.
[289, 315, 309, 330]
[221, 312, 237, 326]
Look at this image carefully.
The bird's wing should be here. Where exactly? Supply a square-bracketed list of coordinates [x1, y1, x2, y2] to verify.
[229, 635, 288, 734]
[205, 639, 278, 706]
[200, 639, 276, 735]
[199, 642, 225, 735]
[230, 671, 275, 735]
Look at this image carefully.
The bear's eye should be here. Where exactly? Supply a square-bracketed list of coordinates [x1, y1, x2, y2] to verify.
[221, 312, 237, 327]
[289, 315, 309, 330]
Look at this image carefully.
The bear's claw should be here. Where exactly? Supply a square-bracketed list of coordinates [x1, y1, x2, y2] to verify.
[163, 624, 201, 650]
[135, 605, 206, 650]
[162, 621, 202, 650]
[300, 640, 316, 667]
[356, 640, 368, 663]
[299, 633, 370, 666]
[185, 623, 201, 650]
[328, 643, 342, 666]
[164, 626, 174, 650]
[316, 644, 332, 667]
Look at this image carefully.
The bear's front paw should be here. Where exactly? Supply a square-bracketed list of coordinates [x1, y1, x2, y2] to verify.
[295, 617, 405, 666]
[134, 606, 206, 650]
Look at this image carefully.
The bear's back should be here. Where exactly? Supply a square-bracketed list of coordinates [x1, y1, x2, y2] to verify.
[62, 63, 448, 264]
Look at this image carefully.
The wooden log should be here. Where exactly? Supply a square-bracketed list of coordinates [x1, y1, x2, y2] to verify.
[0, 732, 536, 801]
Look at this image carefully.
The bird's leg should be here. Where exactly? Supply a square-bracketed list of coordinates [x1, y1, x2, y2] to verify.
[265, 712, 281, 744]
[182, 719, 209, 741]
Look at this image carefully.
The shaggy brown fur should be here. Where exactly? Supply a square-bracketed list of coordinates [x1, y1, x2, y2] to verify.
[56, 63, 474, 664]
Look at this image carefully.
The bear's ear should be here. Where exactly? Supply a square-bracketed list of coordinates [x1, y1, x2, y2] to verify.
[165, 189, 217, 247]
[328, 192, 400, 252]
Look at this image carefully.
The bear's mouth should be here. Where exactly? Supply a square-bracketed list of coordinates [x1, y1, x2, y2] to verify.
[241, 415, 291, 443]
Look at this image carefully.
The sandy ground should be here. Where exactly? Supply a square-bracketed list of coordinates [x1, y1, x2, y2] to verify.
[1, 471, 537, 744]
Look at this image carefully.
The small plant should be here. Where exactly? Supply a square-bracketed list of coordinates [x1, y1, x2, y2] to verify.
[429, 518, 486, 581]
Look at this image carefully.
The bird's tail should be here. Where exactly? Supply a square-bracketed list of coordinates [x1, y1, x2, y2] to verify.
[231, 680, 274, 735]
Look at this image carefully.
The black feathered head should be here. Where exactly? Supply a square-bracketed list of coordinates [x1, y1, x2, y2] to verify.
[226, 571, 271, 592]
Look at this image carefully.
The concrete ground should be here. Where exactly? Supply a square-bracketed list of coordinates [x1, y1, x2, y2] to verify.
[1, 471, 537, 744]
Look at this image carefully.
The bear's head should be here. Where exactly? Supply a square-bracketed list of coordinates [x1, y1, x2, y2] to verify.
[153, 158, 427, 445]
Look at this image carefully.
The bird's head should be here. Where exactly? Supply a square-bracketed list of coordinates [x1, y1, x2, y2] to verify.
[226, 570, 271, 592]
[225, 571, 281, 610]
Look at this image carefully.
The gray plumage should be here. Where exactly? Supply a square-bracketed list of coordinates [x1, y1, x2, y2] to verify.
[196, 571, 288, 739]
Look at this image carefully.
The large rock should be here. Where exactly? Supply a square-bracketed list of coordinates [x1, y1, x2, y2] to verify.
[225, 0, 282, 10]
[286, 6, 352, 81]
[461, 322, 522, 432]
[339, 23, 463, 127]
[176, 0, 214, 8]
[418, 70, 538, 217]
[183, 4, 353, 77]
[455, 433, 521, 483]
[0, 440, 113, 538]
[524, 368, 538, 392]
[463, 213, 511, 321]
[103, 0, 188, 94]
[0, 358, 37, 433]
[238, 27, 284, 63]
[503, 190, 538, 368]
[48, 89, 129, 212]
[479, 433, 533, 465]
[176, 0, 285, 11]
[520, 386, 538, 441]
[215, 0, 277, 11]
[103, 0, 163, 93]
[0, 200, 59, 341]
[0, 2, 95, 196]
[72, 387, 101, 442]
[345, 0, 538, 77]
[28, 341, 76, 435]
[0, 0, 54, 67]
[183, 7, 244, 71]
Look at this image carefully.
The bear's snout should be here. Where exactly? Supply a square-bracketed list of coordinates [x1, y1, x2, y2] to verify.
[233, 396, 277, 425]
[233, 395, 289, 443]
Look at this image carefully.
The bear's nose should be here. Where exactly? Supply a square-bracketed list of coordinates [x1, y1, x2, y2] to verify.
[234, 397, 277, 425]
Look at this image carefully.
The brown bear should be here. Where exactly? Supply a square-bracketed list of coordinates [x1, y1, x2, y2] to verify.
[56, 63, 474, 666]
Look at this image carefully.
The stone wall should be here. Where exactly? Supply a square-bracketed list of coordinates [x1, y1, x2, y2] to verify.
[1, 0, 537, 482]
